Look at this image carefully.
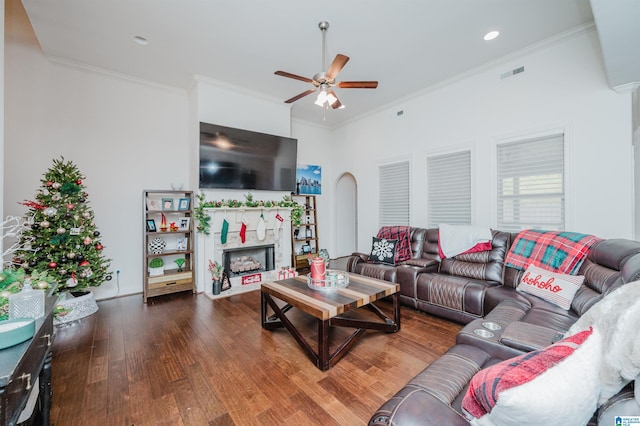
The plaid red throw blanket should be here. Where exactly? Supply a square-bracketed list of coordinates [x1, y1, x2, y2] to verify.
[377, 226, 412, 263]
[505, 229, 600, 275]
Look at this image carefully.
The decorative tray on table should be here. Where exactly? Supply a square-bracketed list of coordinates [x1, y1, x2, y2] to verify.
[307, 270, 350, 291]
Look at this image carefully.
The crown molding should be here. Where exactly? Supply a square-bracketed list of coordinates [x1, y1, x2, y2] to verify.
[45, 55, 187, 96]
[192, 74, 286, 106]
[613, 81, 640, 94]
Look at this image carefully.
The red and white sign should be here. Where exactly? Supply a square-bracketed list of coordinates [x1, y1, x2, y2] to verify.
[241, 273, 262, 285]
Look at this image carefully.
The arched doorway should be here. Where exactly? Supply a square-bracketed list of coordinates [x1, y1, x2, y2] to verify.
[335, 173, 358, 257]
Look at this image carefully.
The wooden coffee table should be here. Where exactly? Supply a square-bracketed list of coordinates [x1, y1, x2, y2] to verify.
[261, 273, 400, 371]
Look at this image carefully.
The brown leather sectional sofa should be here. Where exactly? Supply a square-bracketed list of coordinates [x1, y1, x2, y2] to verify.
[346, 227, 640, 425]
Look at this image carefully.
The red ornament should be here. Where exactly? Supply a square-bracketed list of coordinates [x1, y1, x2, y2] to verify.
[83, 237, 92, 245]
[48, 262, 57, 268]
[77, 179, 83, 185]
[66, 203, 74, 209]
[95, 243, 104, 250]
[46, 181, 53, 187]
[79, 260, 90, 266]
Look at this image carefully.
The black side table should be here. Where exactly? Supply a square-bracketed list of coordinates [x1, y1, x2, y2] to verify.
[0, 297, 56, 426]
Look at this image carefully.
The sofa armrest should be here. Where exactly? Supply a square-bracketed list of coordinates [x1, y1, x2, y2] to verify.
[351, 252, 370, 262]
[595, 382, 639, 425]
[499, 322, 563, 352]
[369, 387, 470, 426]
[400, 258, 439, 269]
[346, 252, 370, 272]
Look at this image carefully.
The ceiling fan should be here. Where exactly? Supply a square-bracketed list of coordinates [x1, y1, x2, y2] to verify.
[275, 21, 378, 110]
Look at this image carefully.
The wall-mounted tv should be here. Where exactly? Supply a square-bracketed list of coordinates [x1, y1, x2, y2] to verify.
[199, 122, 298, 191]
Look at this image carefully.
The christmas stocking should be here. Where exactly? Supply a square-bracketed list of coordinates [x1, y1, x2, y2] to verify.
[257, 214, 266, 241]
[240, 220, 247, 243]
[221, 219, 229, 244]
[275, 213, 284, 238]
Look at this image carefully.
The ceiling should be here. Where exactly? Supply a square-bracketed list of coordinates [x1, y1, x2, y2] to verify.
[16, 0, 634, 128]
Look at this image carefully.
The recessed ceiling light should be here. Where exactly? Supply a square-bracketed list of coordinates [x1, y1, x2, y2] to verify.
[484, 31, 500, 41]
[133, 36, 149, 46]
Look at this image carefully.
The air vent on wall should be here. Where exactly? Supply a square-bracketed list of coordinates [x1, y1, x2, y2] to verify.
[500, 66, 525, 80]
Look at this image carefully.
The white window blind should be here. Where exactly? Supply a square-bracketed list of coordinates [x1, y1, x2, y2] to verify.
[427, 150, 471, 228]
[497, 134, 564, 232]
[379, 161, 410, 227]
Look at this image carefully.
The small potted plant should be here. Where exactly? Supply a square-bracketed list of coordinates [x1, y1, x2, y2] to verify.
[174, 258, 186, 272]
[148, 258, 164, 276]
[208, 260, 223, 295]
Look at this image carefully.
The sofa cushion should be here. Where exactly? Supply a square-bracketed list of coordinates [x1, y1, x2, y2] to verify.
[439, 230, 511, 285]
[417, 273, 494, 318]
[377, 226, 412, 262]
[516, 264, 585, 310]
[369, 237, 397, 265]
[462, 327, 601, 425]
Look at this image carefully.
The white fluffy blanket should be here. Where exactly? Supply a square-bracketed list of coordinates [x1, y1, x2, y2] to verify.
[567, 280, 640, 406]
[438, 223, 492, 258]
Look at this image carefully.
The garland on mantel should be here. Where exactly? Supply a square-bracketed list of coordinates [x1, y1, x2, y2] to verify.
[194, 193, 303, 235]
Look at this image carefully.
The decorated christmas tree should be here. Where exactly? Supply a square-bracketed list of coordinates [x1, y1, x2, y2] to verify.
[15, 157, 112, 291]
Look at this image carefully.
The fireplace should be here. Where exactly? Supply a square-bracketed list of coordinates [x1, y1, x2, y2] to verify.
[223, 244, 275, 278]
[197, 206, 293, 296]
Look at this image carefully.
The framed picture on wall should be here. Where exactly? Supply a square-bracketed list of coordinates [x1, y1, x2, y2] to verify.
[296, 164, 322, 195]
[179, 217, 190, 230]
[178, 198, 190, 211]
[162, 198, 174, 210]
[176, 237, 187, 251]
[146, 198, 161, 211]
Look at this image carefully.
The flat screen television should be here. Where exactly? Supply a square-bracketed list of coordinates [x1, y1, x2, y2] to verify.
[199, 122, 298, 191]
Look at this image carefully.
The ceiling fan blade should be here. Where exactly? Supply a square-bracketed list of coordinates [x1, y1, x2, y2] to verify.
[325, 54, 350, 80]
[337, 81, 379, 89]
[327, 90, 343, 109]
[284, 89, 316, 104]
[275, 71, 314, 84]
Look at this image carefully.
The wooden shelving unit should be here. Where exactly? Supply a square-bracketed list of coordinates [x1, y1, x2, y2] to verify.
[143, 190, 195, 302]
[290, 195, 319, 271]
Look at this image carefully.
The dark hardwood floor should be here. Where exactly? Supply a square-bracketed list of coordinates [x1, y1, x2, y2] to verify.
[50, 289, 461, 425]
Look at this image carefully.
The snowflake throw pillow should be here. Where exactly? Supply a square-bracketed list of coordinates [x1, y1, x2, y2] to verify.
[370, 237, 398, 265]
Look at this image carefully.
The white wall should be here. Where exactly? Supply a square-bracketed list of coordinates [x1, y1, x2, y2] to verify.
[330, 29, 634, 251]
[291, 120, 334, 254]
[634, 87, 640, 240]
[1, 0, 5, 263]
[5, 2, 190, 298]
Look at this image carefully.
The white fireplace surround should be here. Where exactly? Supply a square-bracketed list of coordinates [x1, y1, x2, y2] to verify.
[196, 207, 293, 298]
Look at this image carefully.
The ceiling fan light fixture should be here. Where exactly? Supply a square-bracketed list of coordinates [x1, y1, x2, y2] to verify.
[274, 21, 375, 112]
[326, 91, 338, 105]
[314, 90, 328, 107]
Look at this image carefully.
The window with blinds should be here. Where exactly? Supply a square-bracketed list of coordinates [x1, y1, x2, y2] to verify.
[379, 161, 410, 227]
[427, 150, 471, 228]
[497, 134, 564, 232]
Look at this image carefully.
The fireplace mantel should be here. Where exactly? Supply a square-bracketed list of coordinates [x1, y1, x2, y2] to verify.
[196, 207, 293, 298]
